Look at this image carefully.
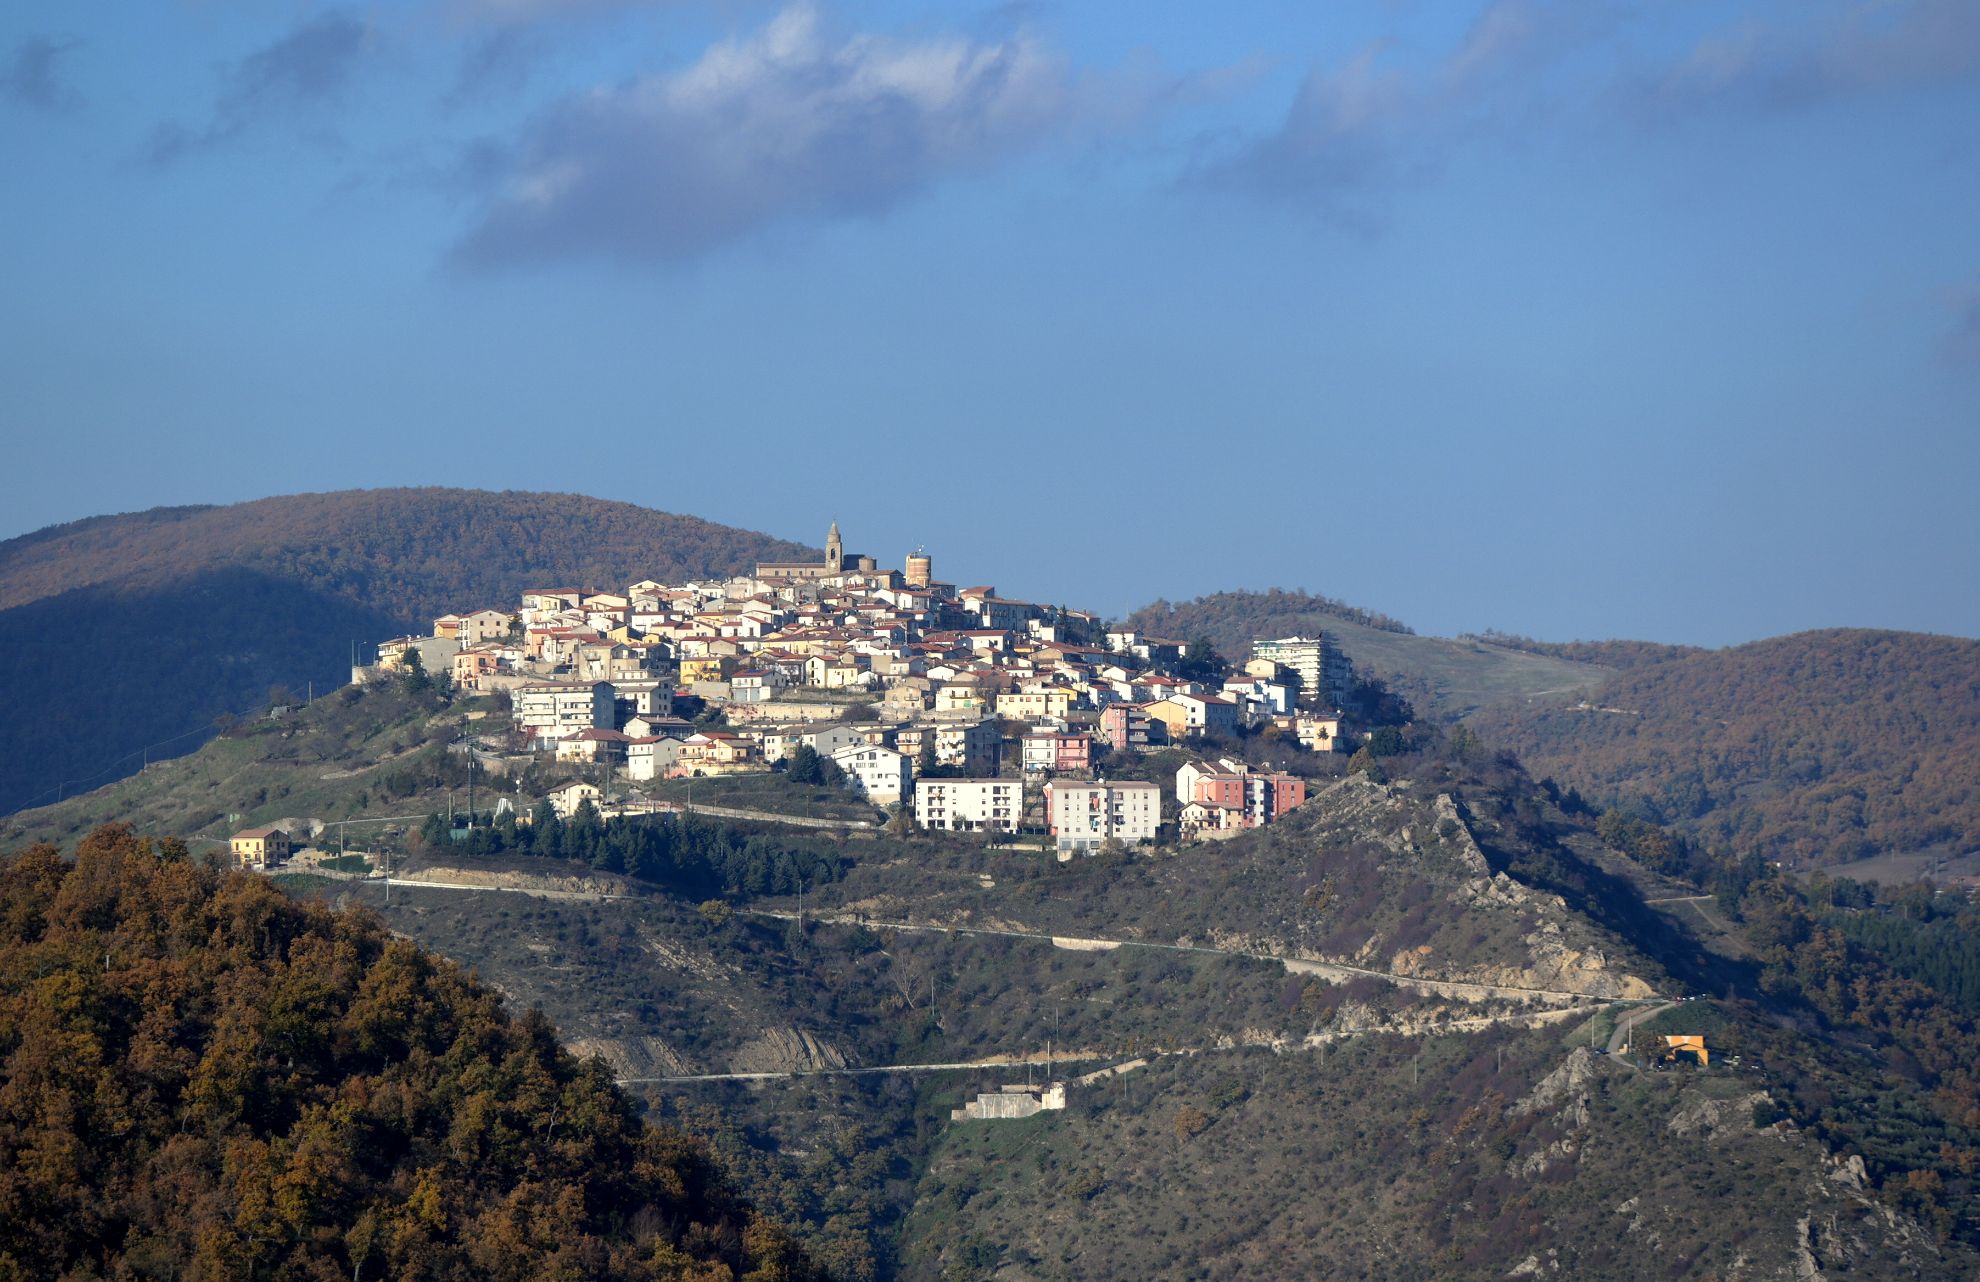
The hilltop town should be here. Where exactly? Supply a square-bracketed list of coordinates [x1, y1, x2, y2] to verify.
[349, 524, 1366, 855]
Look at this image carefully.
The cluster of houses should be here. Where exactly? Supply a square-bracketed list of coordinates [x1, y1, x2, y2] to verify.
[363, 525, 1359, 852]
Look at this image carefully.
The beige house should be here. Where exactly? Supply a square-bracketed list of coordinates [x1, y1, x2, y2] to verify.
[996, 689, 1072, 722]
[230, 826, 290, 869]
[434, 609, 515, 645]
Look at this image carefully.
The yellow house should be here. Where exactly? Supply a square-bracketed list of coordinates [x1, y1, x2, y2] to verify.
[1137, 699, 1192, 741]
[230, 826, 290, 869]
[1663, 1035, 1710, 1067]
[679, 655, 738, 684]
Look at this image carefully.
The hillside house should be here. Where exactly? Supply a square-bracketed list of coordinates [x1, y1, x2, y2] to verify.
[624, 736, 685, 782]
[555, 727, 631, 765]
[1022, 731, 1094, 774]
[230, 826, 290, 869]
[547, 781, 602, 818]
[832, 744, 912, 804]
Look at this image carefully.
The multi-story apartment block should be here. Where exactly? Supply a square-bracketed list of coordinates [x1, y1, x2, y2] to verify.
[514, 680, 615, 743]
[1043, 780, 1161, 852]
[1251, 634, 1354, 706]
[916, 778, 1023, 833]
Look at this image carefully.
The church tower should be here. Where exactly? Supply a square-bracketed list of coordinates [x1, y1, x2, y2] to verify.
[825, 521, 844, 572]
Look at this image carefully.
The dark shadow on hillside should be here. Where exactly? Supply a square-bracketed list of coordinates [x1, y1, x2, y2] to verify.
[0, 568, 408, 814]
[1455, 795, 1759, 999]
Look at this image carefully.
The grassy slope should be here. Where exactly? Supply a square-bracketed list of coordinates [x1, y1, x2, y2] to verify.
[0, 680, 478, 852]
[1126, 590, 1613, 720]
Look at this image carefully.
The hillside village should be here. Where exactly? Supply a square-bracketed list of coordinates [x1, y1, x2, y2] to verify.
[344, 525, 1366, 856]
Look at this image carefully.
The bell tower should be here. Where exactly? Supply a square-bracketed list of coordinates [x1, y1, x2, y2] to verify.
[825, 521, 844, 572]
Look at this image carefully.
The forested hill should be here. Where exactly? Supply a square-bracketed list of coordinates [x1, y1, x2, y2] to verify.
[0, 489, 814, 815]
[1469, 628, 1980, 868]
[0, 488, 816, 617]
[0, 824, 822, 1282]
[1128, 589, 1614, 720]
[1128, 588, 1415, 643]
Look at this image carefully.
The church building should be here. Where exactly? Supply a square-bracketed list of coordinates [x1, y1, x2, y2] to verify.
[755, 521, 882, 580]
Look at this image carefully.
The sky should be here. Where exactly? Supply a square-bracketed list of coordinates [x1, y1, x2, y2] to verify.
[1, 0, 1976, 647]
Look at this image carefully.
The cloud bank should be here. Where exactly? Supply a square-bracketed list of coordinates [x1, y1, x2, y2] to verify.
[451, 4, 1094, 266]
[1196, 0, 1980, 221]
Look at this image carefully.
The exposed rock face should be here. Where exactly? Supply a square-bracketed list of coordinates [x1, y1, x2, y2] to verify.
[1667, 1090, 1773, 1139]
[398, 864, 634, 897]
[565, 1035, 696, 1079]
[729, 1027, 851, 1075]
[1509, 1050, 1954, 1279]
[1511, 1046, 1599, 1122]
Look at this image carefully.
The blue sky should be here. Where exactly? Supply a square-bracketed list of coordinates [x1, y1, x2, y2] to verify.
[2, 0, 1976, 646]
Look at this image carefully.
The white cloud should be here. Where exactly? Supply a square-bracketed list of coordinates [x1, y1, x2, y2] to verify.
[452, 3, 1109, 266]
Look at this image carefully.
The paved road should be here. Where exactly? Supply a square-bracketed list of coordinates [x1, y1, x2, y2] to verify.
[619, 1002, 1608, 1087]
[1608, 1001, 1679, 1055]
[743, 908, 1651, 1006]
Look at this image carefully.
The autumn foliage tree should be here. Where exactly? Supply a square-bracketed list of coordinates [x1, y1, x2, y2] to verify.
[0, 824, 823, 1282]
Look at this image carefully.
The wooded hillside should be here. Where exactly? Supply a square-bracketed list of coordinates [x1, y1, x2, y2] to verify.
[1469, 629, 1980, 867]
[0, 824, 820, 1282]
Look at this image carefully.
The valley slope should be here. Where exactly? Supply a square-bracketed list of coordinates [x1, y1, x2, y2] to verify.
[1469, 628, 1980, 870]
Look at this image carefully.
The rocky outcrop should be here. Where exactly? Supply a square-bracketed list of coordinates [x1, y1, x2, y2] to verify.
[728, 1027, 851, 1075]
[566, 1035, 696, 1079]
[398, 864, 634, 897]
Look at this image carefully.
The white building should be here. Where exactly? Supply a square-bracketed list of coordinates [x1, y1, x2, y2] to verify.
[915, 778, 1023, 834]
[1251, 635, 1354, 705]
[624, 736, 686, 782]
[832, 744, 912, 804]
[513, 681, 615, 743]
[1044, 781, 1161, 852]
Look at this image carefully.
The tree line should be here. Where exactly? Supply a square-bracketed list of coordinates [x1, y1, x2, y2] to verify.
[424, 801, 849, 901]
